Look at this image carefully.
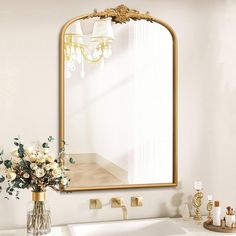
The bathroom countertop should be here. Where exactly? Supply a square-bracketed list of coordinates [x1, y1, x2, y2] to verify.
[1, 218, 235, 236]
[172, 218, 236, 235]
[0, 226, 70, 236]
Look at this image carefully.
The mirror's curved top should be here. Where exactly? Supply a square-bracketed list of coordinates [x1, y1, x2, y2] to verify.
[60, 5, 177, 41]
[59, 4, 178, 192]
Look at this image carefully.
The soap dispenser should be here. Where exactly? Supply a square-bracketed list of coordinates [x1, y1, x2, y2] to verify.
[213, 201, 221, 226]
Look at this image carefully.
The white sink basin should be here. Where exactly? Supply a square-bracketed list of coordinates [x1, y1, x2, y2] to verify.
[68, 218, 186, 236]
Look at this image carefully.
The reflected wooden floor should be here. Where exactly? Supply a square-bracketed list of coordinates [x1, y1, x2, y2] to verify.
[66, 162, 124, 187]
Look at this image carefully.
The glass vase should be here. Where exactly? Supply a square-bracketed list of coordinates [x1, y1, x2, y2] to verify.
[27, 191, 51, 235]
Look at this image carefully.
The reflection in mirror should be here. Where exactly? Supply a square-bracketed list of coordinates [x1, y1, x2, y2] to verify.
[60, 7, 177, 191]
[64, 18, 114, 79]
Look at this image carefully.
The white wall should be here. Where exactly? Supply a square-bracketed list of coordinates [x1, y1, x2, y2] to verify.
[0, 0, 236, 229]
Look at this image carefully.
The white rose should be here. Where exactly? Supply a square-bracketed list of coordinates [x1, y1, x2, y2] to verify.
[35, 168, 45, 178]
[11, 149, 18, 158]
[37, 152, 43, 158]
[29, 154, 37, 162]
[23, 173, 30, 178]
[45, 164, 51, 171]
[46, 156, 54, 163]
[44, 148, 49, 154]
[6, 172, 16, 181]
[60, 177, 68, 186]
[30, 163, 38, 170]
[52, 168, 62, 178]
[12, 158, 21, 165]
[36, 157, 46, 164]
[50, 162, 58, 170]
[26, 147, 34, 154]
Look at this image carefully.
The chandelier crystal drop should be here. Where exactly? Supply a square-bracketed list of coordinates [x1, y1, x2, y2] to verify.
[64, 18, 114, 78]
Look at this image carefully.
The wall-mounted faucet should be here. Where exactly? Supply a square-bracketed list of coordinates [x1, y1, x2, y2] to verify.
[89, 199, 102, 209]
[111, 197, 128, 220]
[131, 196, 143, 207]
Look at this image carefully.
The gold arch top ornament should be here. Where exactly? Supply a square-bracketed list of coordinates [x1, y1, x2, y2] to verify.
[85, 5, 154, 24]
[59, 4, 178, 192]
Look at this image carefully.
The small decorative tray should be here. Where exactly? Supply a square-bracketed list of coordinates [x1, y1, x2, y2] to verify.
[204, 221, 236, 233]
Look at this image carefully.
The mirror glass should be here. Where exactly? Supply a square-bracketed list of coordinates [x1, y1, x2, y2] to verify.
[62, 15, 176, 190]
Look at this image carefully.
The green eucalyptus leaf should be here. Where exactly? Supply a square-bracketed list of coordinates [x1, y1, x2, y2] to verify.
[18, 144, 24, 158]
[18, 160, 26, 168]
[13, 179, 25, 189]
[48, 136, 54, 142]
[69, 157, 75, 164]
[0, 176, 5, 183]
[4, 160, 12, 168]
[42, 143, 49, 148]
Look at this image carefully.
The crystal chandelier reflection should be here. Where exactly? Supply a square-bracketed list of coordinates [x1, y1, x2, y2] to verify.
[64, 18, 114, 78]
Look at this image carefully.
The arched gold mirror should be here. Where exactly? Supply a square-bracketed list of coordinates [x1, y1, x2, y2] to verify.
[59, 5, 178, 192]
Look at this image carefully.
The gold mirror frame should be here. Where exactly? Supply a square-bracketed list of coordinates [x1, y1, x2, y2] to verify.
[59, 5, 178, 192]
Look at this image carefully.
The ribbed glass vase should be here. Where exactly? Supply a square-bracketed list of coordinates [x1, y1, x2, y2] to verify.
[27, 191, 51, 235]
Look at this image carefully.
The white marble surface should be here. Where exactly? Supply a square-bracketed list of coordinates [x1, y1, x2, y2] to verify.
[1, 218, 236, 236]
[0, 226, 69, 236]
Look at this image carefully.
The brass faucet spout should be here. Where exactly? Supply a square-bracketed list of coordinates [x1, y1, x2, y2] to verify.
[111, 197, 128, 220]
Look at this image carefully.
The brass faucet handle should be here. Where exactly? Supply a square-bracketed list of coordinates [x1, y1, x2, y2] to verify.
[90, 199, 102, 209]
[111, 197, 124, 208]
[131, 196, 143, 207]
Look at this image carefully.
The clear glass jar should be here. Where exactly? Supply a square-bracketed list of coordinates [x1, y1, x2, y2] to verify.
[27, 192, 51, 235]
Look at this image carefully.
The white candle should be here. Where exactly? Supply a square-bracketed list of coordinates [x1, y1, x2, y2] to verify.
[207, 195, 213, 201]
[194, 181, 202, 190]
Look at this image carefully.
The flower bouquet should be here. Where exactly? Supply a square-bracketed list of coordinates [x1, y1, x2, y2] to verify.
[0, 136, 70, 235]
